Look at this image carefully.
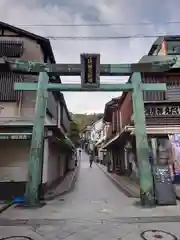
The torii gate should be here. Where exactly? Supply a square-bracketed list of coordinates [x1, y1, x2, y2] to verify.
[1, 54, 178, 207]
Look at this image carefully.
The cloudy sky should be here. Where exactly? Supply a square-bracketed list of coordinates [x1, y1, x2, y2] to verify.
[0, 0, 179, 113]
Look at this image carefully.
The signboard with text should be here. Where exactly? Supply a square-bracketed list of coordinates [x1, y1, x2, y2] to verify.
[80, 53, 100, 88]
[0, 134, 31, 140]
[145, 105, 180, 116]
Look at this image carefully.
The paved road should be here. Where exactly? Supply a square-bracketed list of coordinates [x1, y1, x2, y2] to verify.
[1, 150, 180, 239]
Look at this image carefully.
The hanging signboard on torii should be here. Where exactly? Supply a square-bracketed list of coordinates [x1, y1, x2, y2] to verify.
[80, 53, 100, 88]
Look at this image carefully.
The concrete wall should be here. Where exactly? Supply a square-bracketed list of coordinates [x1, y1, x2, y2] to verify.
[43, 140, 68, 186]
[42, 139, 49, 183]
[47, 142, 60, 185]
[59, 154, 66, 176]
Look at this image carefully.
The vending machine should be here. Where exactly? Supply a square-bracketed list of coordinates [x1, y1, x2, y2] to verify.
[150, 138, 176, 205]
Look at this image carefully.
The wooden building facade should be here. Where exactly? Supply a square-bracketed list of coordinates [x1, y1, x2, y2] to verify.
[102, 36, 180, 181]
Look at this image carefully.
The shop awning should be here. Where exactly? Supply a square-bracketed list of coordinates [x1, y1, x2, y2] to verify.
[100, 125, 180, 149]
[125, 125, 180, 135]
[64, 136, 75, 149]
[55, 135, 75, 151]
[101, 131, 125, 149]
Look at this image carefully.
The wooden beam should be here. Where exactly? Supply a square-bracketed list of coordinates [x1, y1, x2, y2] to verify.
[2, 55, 177, 76]
[14, 83, 166, 92]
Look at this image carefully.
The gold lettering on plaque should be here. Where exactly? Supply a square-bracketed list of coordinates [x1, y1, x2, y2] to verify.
[87, 56, 93, 83]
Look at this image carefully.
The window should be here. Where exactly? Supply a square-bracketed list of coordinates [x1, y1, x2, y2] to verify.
[166, 41, 180, 55]
[158, 48, 163, 55]
[0, 40, 24, 57]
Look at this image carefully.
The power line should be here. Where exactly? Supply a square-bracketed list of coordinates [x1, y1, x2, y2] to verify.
[16, 21, 180, 27]
[47, 34, 168, 40]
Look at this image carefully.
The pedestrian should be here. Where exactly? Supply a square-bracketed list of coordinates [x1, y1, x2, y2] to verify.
[74, 151, 78, 166]
[78, 148, 81, 161]
[89, 151, 94, 168]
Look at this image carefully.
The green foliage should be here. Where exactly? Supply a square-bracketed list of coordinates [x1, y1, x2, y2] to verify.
[72, 113, 103, 132]
[68, 121, 80, 147]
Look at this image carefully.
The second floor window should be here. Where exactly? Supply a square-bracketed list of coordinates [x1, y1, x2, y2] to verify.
[0, 40, 24, 57]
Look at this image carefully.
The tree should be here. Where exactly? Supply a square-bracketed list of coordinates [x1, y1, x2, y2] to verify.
[72, 113, 103, 132]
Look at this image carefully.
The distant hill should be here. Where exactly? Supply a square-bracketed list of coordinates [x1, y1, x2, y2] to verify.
[72, 113, 103, 132]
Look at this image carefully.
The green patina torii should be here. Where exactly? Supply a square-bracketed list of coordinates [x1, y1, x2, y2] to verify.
[1, 54, 178, 207]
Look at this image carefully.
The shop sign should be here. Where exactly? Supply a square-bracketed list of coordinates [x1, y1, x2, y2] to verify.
[0, 134, 31, 140]
[145, 105, 180, 116]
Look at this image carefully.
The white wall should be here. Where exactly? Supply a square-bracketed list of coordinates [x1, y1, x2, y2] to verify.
[90, 118, 105, 145]
[93, 119, 103, 132]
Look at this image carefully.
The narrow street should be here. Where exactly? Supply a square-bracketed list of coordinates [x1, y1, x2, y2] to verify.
[1, 150, 180, 239]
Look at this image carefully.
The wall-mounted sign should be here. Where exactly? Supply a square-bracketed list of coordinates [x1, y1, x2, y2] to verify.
[0, 134, 31, 140]
[145, 105, 180, 116]
[80, 53, 100, 88]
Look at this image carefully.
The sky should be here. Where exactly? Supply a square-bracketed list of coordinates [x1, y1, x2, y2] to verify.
[0, 0, 180, 113]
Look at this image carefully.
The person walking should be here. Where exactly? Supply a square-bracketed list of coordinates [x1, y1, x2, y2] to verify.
[78, 148, 82, 161]
[89, 151, 94, 168]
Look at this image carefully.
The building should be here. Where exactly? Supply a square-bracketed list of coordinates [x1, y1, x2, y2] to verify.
[101, 35, 180, 181]
[90, 119, 103, 146]
[81, 126, 92, 153]
[89, 118, 107, 162]
[102, 97, 128, 174]
[0, 21, 75, 200]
